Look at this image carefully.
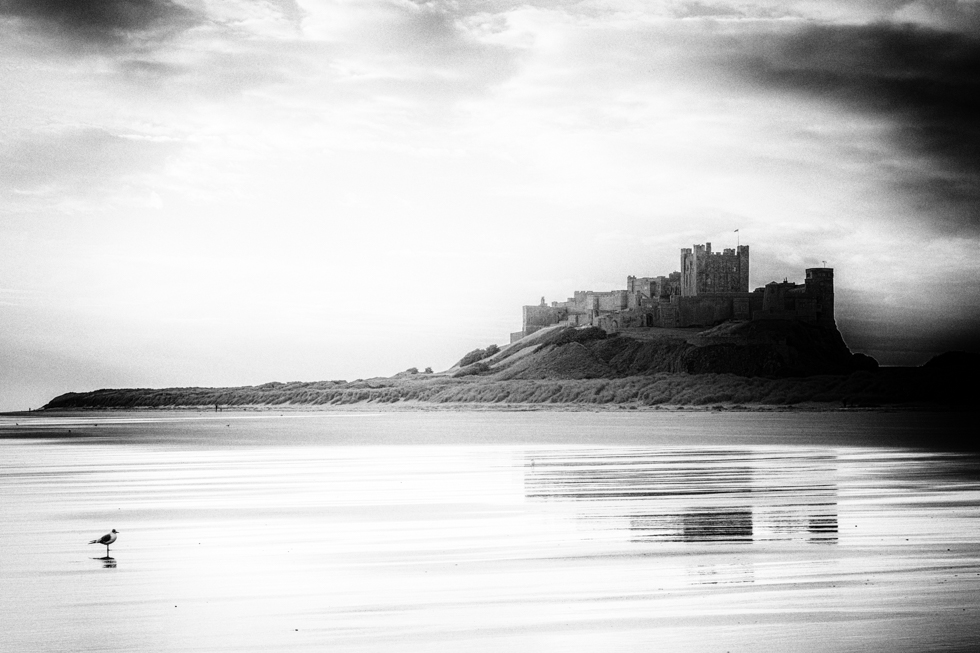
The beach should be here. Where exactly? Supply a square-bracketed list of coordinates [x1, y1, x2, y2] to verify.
[2, 411, 978, 652]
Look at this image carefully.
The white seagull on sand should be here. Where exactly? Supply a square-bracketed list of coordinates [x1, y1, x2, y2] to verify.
[89, 529, 119, 556]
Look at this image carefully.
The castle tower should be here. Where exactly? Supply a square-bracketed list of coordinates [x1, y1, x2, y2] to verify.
[680, 244, 706, 296]
[737, 245, 749, 292]
[804, 268, 835, 328]
[681, 242, 749, 296]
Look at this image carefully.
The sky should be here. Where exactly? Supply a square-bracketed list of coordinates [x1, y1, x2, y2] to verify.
[1, 0, 979, 411]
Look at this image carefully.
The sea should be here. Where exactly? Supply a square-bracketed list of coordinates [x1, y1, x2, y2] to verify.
[1, 410, 978, 652]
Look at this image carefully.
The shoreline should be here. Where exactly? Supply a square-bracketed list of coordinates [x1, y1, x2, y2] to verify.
[1, 407, 974, 452]
[1, 399, 952, 420]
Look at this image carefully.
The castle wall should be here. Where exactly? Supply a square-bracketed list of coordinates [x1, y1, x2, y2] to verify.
[757, 268, 834, 326]
[551, 290, 629, 327]
[524, 304, 566, 327]
[627, 276, 660, 298]
[596, 290, 628, 312]
[676, 295, 732, 327]
[595, 292, 761, 334]
[628, 274, 681, 301]
[674, 292, 759, 327]
[518, 304, 568, 339]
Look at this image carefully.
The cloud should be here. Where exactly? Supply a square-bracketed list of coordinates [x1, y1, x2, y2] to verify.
[0, 0, 202, 50]
[893, 0, 980, 31]
[0, 128, 180, 196]
[729, 20, 980, 233]
[671, 1, 798, 20]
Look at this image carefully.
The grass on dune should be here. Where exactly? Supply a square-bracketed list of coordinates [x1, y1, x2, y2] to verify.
[42, 368, 950, 410]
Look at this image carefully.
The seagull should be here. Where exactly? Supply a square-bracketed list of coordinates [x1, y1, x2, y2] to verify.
[89, 529, 119, 556]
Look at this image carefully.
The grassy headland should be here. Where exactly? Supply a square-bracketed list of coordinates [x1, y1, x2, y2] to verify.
[39, 322, 976, 411]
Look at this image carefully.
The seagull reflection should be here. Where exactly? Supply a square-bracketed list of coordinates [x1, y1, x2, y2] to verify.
[92, 556, 117, 569]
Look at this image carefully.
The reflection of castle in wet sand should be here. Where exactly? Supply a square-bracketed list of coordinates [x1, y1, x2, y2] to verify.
[639, 509, 754, 543]
[525, 448, 838, 544]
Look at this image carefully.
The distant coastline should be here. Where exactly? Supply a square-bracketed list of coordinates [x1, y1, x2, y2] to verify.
[34, 322, 976, 412]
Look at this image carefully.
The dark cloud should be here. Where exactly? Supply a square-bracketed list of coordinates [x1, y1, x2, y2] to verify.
[0, 0, 201, 48]
[839, 316, 980, 364]
[732, 21, 980, 232]
[838, 285, 980, 364]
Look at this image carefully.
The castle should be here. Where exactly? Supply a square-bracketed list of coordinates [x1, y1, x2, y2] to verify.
[512, 242, 834, 342]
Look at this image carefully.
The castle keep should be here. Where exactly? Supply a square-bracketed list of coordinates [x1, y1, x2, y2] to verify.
[512, 242, 834, 342]
[681, 243, 749, 296]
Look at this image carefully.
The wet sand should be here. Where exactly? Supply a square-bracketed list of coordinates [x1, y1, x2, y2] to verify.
[1, 411, 978, 652]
